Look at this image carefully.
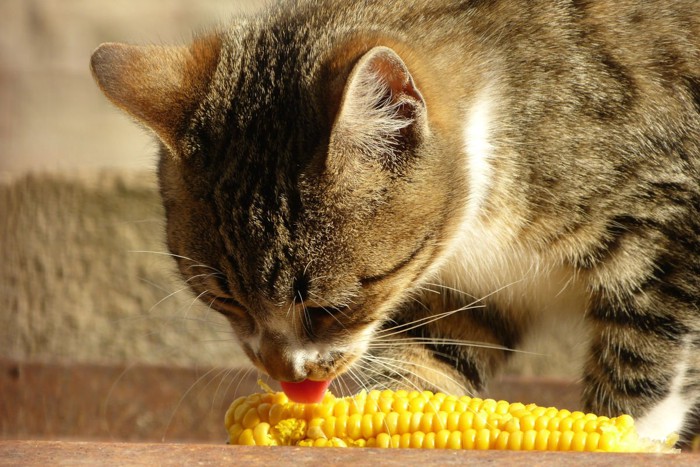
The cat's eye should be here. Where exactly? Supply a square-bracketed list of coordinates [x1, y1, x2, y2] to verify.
[305, 304, 350, 319]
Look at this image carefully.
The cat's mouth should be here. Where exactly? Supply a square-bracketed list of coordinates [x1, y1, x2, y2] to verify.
[242, 337, 363, 388]
[279, 379, 332, 403]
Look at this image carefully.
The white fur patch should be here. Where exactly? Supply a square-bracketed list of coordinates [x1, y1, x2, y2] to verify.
[464, 92, 494, 219]
[249, 308, 377, 378]
[288, 346, 317, 375]
[634, 344, 691, 440]
[434, 89, 587, 318]
[427, 86, 588, 363]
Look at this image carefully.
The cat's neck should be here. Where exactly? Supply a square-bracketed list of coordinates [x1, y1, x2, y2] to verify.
[430, 84, 589, 318]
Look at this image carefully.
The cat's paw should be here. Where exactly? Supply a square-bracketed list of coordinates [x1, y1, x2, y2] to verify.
[633, 394, 686, 442]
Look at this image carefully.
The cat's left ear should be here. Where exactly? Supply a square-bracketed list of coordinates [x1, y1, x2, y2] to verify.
[90, 36, 221, 155]
[332, 46, 427, 164]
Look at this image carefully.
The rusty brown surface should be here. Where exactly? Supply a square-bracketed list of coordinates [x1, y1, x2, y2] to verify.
[1, 440, 698, 466]
[1, 358, 698, 453]
[0, 358, 259, 442]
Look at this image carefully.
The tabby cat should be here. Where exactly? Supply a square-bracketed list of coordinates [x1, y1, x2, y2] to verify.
[91, 0, 699, 442]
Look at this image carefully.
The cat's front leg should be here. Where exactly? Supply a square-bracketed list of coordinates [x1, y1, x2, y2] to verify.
[583, 287, 699, 442]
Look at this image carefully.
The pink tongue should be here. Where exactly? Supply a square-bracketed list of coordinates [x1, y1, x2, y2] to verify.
[279, 379, 332, 403]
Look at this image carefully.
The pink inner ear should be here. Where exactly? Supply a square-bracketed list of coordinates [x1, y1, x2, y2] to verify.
[279, 379, 332, 403]
[368, 50, 424, 106]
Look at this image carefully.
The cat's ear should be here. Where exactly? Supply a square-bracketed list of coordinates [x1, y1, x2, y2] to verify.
[90, 36, 221, 155]
[332, 46, 426, 163]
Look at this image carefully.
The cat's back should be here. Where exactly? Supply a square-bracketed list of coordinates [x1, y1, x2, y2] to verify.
[277, 0, 700, 51]
[259, 0, 700, 126]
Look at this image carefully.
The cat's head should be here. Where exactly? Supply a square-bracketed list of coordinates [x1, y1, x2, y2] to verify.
[91, 24, 466, 383]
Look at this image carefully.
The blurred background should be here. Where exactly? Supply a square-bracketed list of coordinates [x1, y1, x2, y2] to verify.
[0, 0, 583, 444]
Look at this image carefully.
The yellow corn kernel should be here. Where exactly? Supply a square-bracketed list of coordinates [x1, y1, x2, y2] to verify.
[461, 428, 477, 449]
[508, 430, 523, 450]
[238, 428, 255, 445]
[547, 430, 561, 450]
[475, 428, 491, 450]
[495, 430, 510, 450]
[436, 429, 451, 449]
[242, 407, 261, 429]
[520, 414, 536, 432]
[586, 431, 601, 451]
[225, 387, 679, 452]
[534, 429, 550, 450]
[253, 422, 272, 445]
[522, 429, 537, 450]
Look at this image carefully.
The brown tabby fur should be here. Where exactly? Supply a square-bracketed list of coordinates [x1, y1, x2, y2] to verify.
[91, 0, 699, 441]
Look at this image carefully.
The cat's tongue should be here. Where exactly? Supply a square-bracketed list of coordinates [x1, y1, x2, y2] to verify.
[279, 379, 332, 403]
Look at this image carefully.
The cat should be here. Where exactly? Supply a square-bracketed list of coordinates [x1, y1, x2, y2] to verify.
[91, 0, 700, 443]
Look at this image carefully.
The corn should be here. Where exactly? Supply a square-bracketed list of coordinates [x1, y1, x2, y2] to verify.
[225, 387, 678, 452]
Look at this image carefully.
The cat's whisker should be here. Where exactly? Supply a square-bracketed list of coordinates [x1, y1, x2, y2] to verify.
[151, 314, 234, 332]
[363, 353, 471, 396]
[406, 294, 433, 314]
[422, 282, 479, 300]
[307, 291, 351, 325]
[161, 366, 221, 442]
[135, 289, 236, 339]
[210, 366, 239, 412]
[377, 279, 524, 338]
[212, 366, 253, 413]
[298, 291, 314, 338]
[353, 361, 410, 436]
[286, 297, 295, 319]
[349, 360, 385, 386]
[181, 288, 216, 325]
[101, 360, 142, 436]
[302, 259, 315, 277]
[353, 357, 420, 391]
[414, 285, 442, 295]
[146, 285, 193, 315]
[375, 303, 486, 338]
[137, 276, 175, 294]
[128, 249, 225, 276]
[344, 366, 371, 395]
[356, 356, 439, 397]
[199, 366, 237, 419]
[369, 337, 541, 356]
[330, 374, 348, 398]
[232, 366, 257, 401]
[369, 338, 545, 357]
[183, 272, 218, 284]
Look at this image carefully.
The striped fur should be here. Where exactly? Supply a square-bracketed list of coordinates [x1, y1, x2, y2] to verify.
[91, 0, 699, 443]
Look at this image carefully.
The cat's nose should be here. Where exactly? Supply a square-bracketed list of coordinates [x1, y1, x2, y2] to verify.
[259, 346, 308, 382]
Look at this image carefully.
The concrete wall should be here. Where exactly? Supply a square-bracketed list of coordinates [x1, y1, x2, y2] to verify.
[0, 0, 264, 176]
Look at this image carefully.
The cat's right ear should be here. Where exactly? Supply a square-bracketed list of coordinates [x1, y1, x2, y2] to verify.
[90, 36, 221, 156]
[331, 46, 427, 167]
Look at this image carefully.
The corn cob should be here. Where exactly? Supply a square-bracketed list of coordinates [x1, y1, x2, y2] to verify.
[225, 387, 678, 452]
